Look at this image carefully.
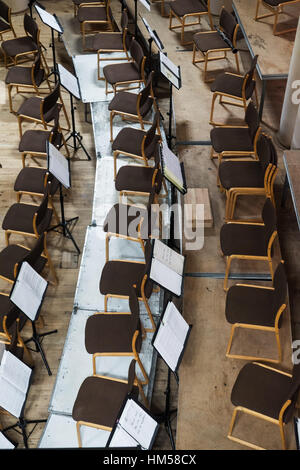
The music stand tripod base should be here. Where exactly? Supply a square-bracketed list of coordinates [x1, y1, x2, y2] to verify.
[66, 93, 91, 161]
[3, 416, 47, 449]
[25, 321, 57, 376]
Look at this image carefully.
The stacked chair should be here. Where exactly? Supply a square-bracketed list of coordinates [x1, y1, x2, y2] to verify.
[75, 0, 114, 50]
[169, 0, 214, 45]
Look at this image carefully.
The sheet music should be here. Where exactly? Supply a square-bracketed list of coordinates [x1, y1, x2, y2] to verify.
[0, 351, 31, 418]
[48, 142, 70, 189]
[35, 5, 63, 34]
[153, 239, 184, 275]
[150, 258, 182, 296]
[58, 63, 81, 100]
[138, 0, 151, 11]
[161, 142, 184, 189]
[10, 262, 48, 321]
[118, 399, 157, 450]
[0, 431, 14, 449]
[153, 302, 189, 371]
[109, 425, 139, 448]
[159, 51, 180, 78]
[141, 17, 163, 50]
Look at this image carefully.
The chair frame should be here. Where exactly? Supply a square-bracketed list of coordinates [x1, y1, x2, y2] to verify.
[192, 22, 240, 82]
[169, 0, 214, 46]
[105, 56, 146, 96]
[151, 0, 167, 17]
[223, 219, 278, 291]
[79, 1, 114, 51]
[254, 0, 300, 35]
[20, 127, 70, 167]
[0, 2, 16, 41]
[209, 72, 259, 127]
[227, 362, 293, 450]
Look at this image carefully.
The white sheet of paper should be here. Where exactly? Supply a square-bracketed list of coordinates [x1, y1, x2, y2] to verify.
[139, 0, 151, 11]
[0, 376, 26, 418]
[0, 432, 14, 449]
[159, 51, 180, 78]
[10, 262, 48, 321]
[48, 142, 70, 189]
[161, 142, 184, 188]
[58, 63, 81, 100]
[153, 239, 184, 275]
[35, 5, 63, 33]
[150, 258, 182, 296]
[109, 425, 139, 448]
[118, 399, 157, 449]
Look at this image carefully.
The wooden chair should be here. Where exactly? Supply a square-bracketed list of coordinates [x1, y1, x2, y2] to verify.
[99, 239, 156, 332]
[108, 71, 157, 142]
[77, 0, 114, 51]
[225, 261, 287, 363]
[16, 82, 70, 139]
[209, 55, 258, 126]
[255, 0, 300, 35]
[112, 110, 161, 179]
[220, 197, 278, 291]
[85, 286, 148, 384]
[1, 13, 48, 72]
[94, 8, 131, 80]
[219, 133, 277, 221]
[72, 359, 147, 447]
[0, 0, 16, 41]
[228, 361, 300, 449]
[2, 184, 54, 246]
[192, 7, 240, 82]
[103, 182, 160, 261]
[169, 0, 214, 46]
[5, 53, 51, 114]
[73, 0, 103, 16]
[103, 38, 146, 95]
[0, 232, 58, 286]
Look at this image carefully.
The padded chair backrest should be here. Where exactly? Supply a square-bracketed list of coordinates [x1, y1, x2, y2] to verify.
[43, 83, 60, 116]
[220, 8, 238, 42]
[262, 197, 277, 248]
[129, 286, 140, 326]
[32, 52, 42, 81]
[245, 101, 259, 143]
[121, 8, 128, 30]
[244, 55, 258, 99]
[144, 112, 160, 158]
[0, 0, 9, 23]
[272, 262, 287, 315]
[35, 191, 49, 228]
[257, 134, 273, 173]
[200, 0, 209, 11]
[24, 13, 38, 44]
[139, 71, 154, 109]
[21, 233, 45, 270]
[130, 39, 145, 72]
[127, 359, 137, 393]
[4, 305, 19, 331]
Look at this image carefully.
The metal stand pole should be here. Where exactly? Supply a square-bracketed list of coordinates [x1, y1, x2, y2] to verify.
[157, 367, 178, 450]
[25, 321, 57, 376]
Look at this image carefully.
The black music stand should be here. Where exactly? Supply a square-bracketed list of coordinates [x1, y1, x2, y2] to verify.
[9, 261, 57, 376]
[152, 299, 192, 449]
[47, 141, 80, 254]
[133, 0, 151, 38]
[34, 2, 64, 84]
[57, 63, 91, 161]
[140, 15, 164, 73]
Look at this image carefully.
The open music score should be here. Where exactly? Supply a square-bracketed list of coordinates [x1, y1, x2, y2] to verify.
[150, 239, 185, 297]
[47, 141, 71, 189]
[57, 63, 81, 101]
[160, 141, 186, 194]
[35, 3, 63, 34]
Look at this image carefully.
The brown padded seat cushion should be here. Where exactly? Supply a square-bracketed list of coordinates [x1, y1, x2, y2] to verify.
[77, 6, 108, 22]
[5, 66, 44, 86]
[1, 36, 37, 57]
[171, 0, 207, 16]
[103, 62, 140, 85]
[218, 161, 264, 190]
[19, 129, 62, 153]
[72, 375, 139, 428]
[225, 284, 276, 327]
[103, 203, 148, 239]
[193, 31, 229, 52]
[210, 127, 253, 153]
[231, 362, 293, 423]
[0, 244, 46, 281]
[93, 32, 123, 50]
[220, 223, 268, 257]
[2, 202, 53, 235]
[17, 96, 61, 122]
[14, 167, 59, 196]
[115, 165, 162, 194]
[211, 72, 255, 100]
[108, 91, 153, 117]
[264, 0, 291, 5]
[85, 314, 142, 354]
[100, 260, 152, 299]
[112, 127, 160, 158]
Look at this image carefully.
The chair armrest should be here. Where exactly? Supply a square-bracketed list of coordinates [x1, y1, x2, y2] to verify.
[236, 283, 274, 290]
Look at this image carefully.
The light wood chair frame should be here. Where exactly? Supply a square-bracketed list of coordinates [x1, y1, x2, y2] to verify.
[151, 0, 167, 17]
[97, 26, 130, 80]
[209, 72, 259, 126]
[75, 369, 148, 448]
[105, 55, 146, 96]
[0, 232, 58, 286]
[0, 4, 16, 41]
[20, 128, 70, 167]
[228, 362, 293, 450]
[255, 0, 300, 35]
[103, 260, 156, 333]
[192, 24, 240, 82]
[226, 284, 286, 363]
[169, 0, 214, 45]
[223, 220, 278, 291]
[79, 1, 114, 51]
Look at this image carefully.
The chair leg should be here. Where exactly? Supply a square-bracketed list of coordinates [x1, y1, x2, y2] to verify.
[226, 325, 236, 356]
[113, 151, 118, 180]
[105, 234, 110, 262]
[76, 422, 83, 448]
[279, 422, 286, 450]
[110, 111, 114, 142]
[224, 256, 232, 291]
[209, 93, 218, 125]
